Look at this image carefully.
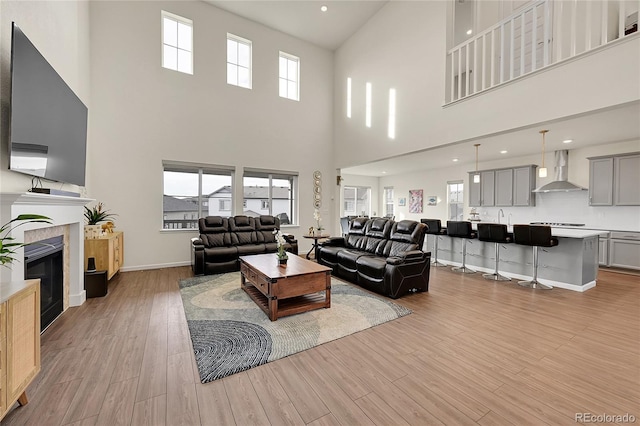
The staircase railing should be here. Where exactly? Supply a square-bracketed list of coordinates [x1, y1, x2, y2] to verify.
[446, 0, 639, 103]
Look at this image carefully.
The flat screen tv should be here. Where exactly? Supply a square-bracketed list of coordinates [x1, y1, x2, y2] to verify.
[9, 22, 88, 187]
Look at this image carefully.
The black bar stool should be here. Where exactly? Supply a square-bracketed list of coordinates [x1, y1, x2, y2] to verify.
[446, 221, 477, 273]
[477, 223, 512, 281]
[513, 225, 558, 290]
[420, 219, 447, 267]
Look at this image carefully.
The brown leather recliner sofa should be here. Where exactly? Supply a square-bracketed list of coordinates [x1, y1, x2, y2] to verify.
[191, 215, 298, 275]
[316, 217, 431, 299]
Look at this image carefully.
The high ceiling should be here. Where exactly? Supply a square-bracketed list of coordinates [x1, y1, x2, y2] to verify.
[206, 0, 388, 50]
[204, 1, 640, 177]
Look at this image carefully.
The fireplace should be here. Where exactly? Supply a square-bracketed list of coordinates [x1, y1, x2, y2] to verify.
[24, 235, 64, 332]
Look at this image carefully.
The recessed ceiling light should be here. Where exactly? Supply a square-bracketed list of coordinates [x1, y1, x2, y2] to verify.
[320, 5, 328, 12]
[500, 150, 508, 154]
[382, 171, 386, 174]
[466, 29, 473, 35]
[452, 158, 459, 162]
[563, 139, 573, 144]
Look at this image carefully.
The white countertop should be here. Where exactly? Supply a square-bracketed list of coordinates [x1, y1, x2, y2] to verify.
[550, 228, 609, 238]
[468, 222, 608, 239]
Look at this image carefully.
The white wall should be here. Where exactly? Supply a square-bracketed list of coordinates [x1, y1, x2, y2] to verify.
[378, 139, 640, 232]
[0, 0, 91, 207]
[88, 1, 334, 269]
[333, 1, 640, 170]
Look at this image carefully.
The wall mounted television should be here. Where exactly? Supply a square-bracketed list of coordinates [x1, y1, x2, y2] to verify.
[9, 22, 88, 187]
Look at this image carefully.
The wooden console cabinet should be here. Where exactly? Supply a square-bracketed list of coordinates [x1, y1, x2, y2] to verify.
[85, 231, 124, 280]
[0, 280, 41, 421]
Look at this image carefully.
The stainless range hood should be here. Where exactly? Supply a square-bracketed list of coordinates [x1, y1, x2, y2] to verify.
[533, 150, 586, 193]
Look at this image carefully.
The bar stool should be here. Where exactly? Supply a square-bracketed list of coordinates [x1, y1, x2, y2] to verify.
[513, 225, 558, 290]
[446, 221, 477, 273]
[420, 219, 447, 267]
[477, 223, 512, 281]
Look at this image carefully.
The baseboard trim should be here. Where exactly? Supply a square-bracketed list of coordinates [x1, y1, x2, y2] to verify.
[120, 261, 191, 272]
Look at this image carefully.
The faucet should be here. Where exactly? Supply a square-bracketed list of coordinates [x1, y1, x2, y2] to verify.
[498, 209, 504, 224]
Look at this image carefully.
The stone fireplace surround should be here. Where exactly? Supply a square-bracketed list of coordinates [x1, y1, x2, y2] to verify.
[0, 192, 91, 308]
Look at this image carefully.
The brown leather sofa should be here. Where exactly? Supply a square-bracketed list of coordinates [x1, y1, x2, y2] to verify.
[316, 217, 431, 299]
[191, 215, 298, 275]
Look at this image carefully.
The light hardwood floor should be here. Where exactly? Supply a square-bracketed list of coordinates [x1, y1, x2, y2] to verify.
[3, 265, 639, 425]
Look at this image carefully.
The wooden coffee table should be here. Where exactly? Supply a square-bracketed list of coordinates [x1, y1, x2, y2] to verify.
[240, 253, 332, 321]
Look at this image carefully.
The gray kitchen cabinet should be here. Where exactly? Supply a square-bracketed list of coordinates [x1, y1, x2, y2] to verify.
[513, 165, 537, 206]
[468, 170, 495, 206]
[495, 169, 513, 206]
[609, 231, 640, 270]
[588, 153, 640, 206]
[469, 165, 536, 207]
[598, 234, 609, 266]
[589, 157, 614, 205]
[614, 154, 640, 205]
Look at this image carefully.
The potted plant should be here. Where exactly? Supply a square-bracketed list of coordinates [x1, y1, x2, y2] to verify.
[1, 214, 52, 267]
[84, 202, 117, 239]
[313, 209, 324, 236]
[273, 229, 289, 266]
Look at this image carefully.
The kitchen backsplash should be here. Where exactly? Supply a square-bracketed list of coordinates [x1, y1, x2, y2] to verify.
[474, 191, 640, 231]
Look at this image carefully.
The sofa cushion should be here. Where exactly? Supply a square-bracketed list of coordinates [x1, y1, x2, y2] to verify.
[204, 246, 238, 262]
[337, 249, 369, 271]
[200, 233, 231, 248]
[356, 255, 386, 280]
[199, 216, 229, 234]
[237, 244, 266, 255]
[229, 216, 255, 232]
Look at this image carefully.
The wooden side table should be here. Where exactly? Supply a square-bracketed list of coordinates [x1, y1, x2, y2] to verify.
[303, 234, 330, 260]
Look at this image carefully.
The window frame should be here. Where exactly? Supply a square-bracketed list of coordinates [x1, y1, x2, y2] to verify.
[161, 10, 193, 75]
[447, 180, 464, 221]
[162, 161, 235, 231]
[226, 33, 252, 89]
[384, 187, 395, 217]
[278, 51, 300, 101]
[243, 168, 299, 226]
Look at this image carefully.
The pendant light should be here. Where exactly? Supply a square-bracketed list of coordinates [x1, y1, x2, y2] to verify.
[538, 130, 548, 178]
[473, 143, 481, 183]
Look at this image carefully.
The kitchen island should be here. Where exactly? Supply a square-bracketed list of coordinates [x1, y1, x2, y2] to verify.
[427, 225, 608, 291]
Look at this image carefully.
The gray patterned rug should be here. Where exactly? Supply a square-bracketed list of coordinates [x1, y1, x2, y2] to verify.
[179, 272, 411, 383]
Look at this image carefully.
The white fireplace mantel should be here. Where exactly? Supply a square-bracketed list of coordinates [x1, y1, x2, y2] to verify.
[1, 192, 92, 306]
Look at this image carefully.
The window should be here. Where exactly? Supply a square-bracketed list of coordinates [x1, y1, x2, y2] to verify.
[162, 11, 193, 74]
[447, 181, 464, 221]
[243, 169, 298, 225]
[388, 88, 396, 139]
[384, 187, 394, 218]
[163, 162, 234, 229]
[347, 77, 352, 118]
[279, 52, 299, 101]
[343, 186, 371, 217]
[227, 34, 251, 89]
[365, 82, 372, 128]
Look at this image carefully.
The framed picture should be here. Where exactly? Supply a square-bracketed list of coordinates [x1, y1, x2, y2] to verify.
[398, 197, 406, 207]
[427, 195, 437, 206]
[409, 189, 423, 213]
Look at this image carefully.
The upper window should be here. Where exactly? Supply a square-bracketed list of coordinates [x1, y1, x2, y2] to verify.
[447, 181, 464, 221]
[162, 11, 193, 74]
[162, 162, 234, 230]
[279, 52, 299, 101]
[384, 187, 394, 218]
[227, 34, 252, 89]
[243, 169, 298, 225]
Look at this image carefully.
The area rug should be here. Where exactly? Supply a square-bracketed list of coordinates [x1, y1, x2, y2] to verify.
[179, 272, 411, 383]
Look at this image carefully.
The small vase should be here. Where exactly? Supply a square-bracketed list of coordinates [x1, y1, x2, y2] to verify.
[278, 257, 288, 266]
[84, 224, 101, 239]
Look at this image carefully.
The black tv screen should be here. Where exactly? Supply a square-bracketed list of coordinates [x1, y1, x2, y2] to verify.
[9, 22, 88, 187]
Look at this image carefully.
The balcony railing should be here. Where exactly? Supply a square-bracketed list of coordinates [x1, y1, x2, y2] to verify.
[446, 0, 639, 103]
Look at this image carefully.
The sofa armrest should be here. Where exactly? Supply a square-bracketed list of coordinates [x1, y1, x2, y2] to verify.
[192, 237, 204, 249]
[387, 250, 425, 264]
[282, 234, 297, 244]
[191, 237, 204, 275]
[321, 237, 346, 247]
